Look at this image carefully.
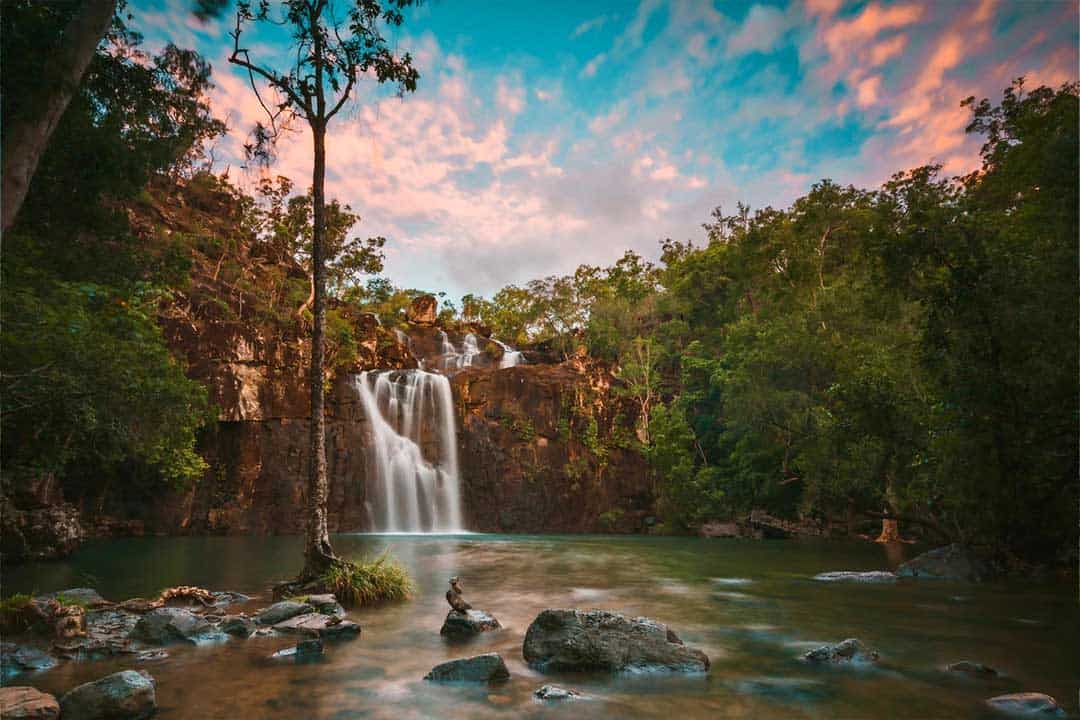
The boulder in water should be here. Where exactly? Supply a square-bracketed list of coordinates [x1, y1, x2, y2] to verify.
[813, 571, 897, 583]
[304, 594, 344, 616]
[985, 693, 1064, 717]
[219, 615, 256, 638]
[0, 644, 57, 680]
[273, 613, 360, 640]
[947, 660, 998, 677]
[0, 686, 60, 719]
[534, 685, 581, 701]
[255, 601, 314, 625]
[523, 609, 709, 673]
[440, 609, 501, 640]
[803, 638, 879, 664]
[129, 608, 213, 644]
[896, 544, 993, 582]
[44, 588, 108, 608]
[424, 653, 510, 683]
[59, 670, 156, 720]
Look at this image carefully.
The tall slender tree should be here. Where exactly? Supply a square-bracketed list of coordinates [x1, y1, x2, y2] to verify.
[229, 0, 418, 581]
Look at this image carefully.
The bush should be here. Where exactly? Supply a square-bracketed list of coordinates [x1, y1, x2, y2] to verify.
[0, 594, 35, 634]
[322, 553, 415, 608]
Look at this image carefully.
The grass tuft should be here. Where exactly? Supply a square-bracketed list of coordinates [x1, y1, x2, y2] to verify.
[322, 552, 415, 608]
[0, 593, 35, 634]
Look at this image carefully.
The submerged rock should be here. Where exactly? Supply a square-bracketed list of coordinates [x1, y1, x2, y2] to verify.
[59, 670, 156, 720]
[813, 571, 897, 584]
[440, 609, 501, 640]
[424, 653, 510, 683]
[130, 607, 213, 644]
[219, 615, 256, 638]
[256, 601, 314, 625]
[0, 686, 60, 720]
[947, 660, 998, 677]
[733, 677, 830, 704]
[804, 638, 879, 664]
[523, 609, 709, 673]
[896, 544, 993, 582]
[985, 693, 1064, 717]
[273, 613, 360, 640]
[534, 685, 581, 701]
[1, 643, 58, 679]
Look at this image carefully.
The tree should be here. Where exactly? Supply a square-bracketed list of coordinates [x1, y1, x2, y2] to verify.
[1, 0, 117, 232]
[228, 0, 419, 581]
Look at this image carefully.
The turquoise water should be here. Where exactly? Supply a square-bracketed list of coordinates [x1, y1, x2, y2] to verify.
[3, 535, 1077, 718]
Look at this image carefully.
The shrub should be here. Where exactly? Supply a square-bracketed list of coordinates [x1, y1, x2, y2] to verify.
[322, 553, 415, 608]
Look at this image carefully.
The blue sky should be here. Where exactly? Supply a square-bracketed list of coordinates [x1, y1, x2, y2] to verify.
[133, 0, 1078, 299]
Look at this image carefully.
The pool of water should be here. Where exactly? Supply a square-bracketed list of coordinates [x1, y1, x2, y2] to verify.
[3, 534, 1077, 719]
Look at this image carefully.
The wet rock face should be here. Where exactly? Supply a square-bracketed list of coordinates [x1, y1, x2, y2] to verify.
[0, 492, 82, 562]
[453, 364, 653, 533]
[255, 601, 314, 626]
[0, 644, 57, 680]
[0, 686, 60, 720]
[424, 653, 510, 683]
[523, 609, 710, 674]
[897, 544, 993, 582]
[59, 670, 156, 720]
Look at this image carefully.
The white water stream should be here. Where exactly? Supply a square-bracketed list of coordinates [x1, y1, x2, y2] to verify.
[354, 370, 464, 532]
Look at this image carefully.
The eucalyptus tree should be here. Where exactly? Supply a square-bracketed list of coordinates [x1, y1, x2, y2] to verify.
[228, 0, 418, 581]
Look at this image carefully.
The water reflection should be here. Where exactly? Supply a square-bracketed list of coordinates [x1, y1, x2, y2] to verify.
[3, 535, 1078, 719]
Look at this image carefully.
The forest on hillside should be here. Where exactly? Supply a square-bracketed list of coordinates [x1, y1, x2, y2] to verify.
[2, 0, 1077, 569]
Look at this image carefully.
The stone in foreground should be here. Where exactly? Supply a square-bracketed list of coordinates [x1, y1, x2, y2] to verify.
[947, 660, 998, 677]
[0, 686, 60, 719]
[985, 693, 1065, 717]
[523, 609, 709, 673]
[896, 544, 992, 582]
[534, 685, 581, 701]
[273, 613, 360, 640]
[130, 607, 213, 644]
[804, 638, 879, 664]
[440, 609, 501, 640]
[304, 594, 345, 616]
[256, 601, 314, 625]
[59, 670, 156, 720]
[424, 653, 510, 683]
[813, 571, 897, 583]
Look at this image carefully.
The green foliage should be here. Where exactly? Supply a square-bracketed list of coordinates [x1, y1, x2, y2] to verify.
[323, 553, 415, 608]
[640, 81, 1078, 561]
[0, 594, 34, 634]
[598, 508, 625, 530]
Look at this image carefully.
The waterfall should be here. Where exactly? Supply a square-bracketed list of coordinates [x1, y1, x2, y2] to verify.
[438, 330, 482, 370]
[492, 338, 525, 368]
[354, 370, 464, 533]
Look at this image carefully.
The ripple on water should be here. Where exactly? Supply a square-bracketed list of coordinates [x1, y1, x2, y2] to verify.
[732, 676, 832, 704]
[711, 577, 754, 586]
[570, 587, 610, 602]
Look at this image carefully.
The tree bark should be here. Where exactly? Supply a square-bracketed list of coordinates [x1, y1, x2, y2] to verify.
[301, 119, 337, 581]
[875, 473, 902, 543]
[2, 0, 116, 233]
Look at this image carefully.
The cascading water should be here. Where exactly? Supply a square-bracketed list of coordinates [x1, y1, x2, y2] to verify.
[354, 370, 464, 533]
[438, 330, 482, 370]
[492, 338, 525, 368]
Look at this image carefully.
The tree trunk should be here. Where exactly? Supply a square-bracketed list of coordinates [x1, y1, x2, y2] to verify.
[2, 0, 116, 233]
[301, 121, 337, 581]
[875, 473, 902, 543]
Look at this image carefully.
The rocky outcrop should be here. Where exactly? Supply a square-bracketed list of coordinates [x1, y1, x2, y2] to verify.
[522, 609, 709, 673]
[59, 670, 156, 720]
[897, 544, 993, 582]
[424, 653, 510, 682]
[454, 363, 653, 533]
[255, 601, 313, 625]
[440, 609, 501, 640]
[0, 475, 82, 562]
[406, 295, 438, 325]
[0, 687, 60, 720]
[273, 613, 360, 640]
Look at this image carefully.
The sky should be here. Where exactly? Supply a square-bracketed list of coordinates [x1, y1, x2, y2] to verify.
[132, 0, 1078, 300]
